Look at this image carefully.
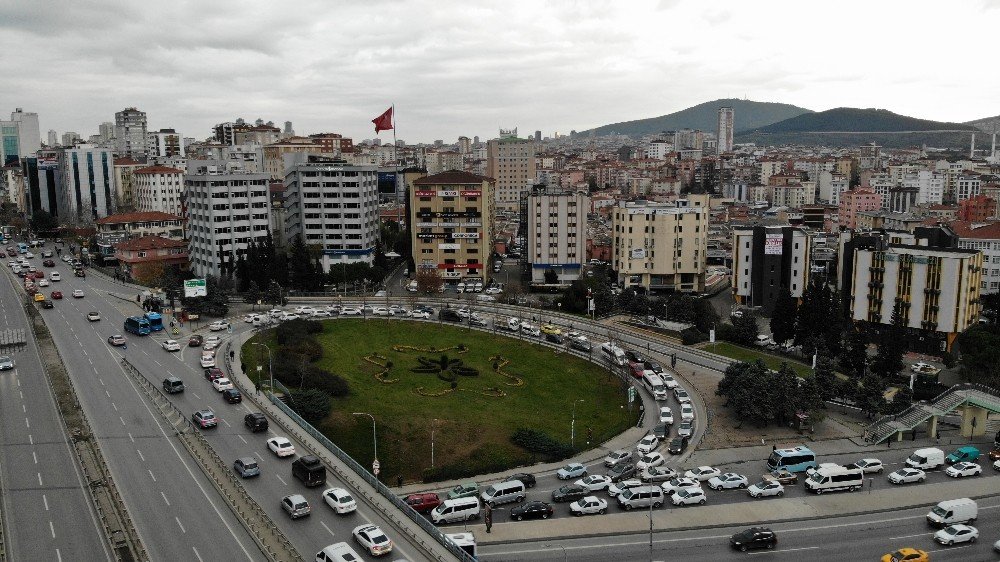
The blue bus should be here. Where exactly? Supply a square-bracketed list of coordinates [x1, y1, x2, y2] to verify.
[124, 316, 151, 336]
[144, 312, 164, 332]
[17, 242, 27, 254]
[766, 445, 818, 473]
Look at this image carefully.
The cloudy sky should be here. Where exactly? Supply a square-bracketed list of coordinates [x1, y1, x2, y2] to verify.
[2, 0, 997, 144]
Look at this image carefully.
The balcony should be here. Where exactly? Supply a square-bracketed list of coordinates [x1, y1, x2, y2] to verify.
[868, 281, 883, 289]
[869, 266, 885, 273]
[924, 288, 941, 296]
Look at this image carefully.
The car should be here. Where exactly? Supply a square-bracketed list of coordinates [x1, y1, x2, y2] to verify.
[189, 334, 203, 347]
[33, 292, 45, 302]
[637, 434, 659, 454]
[988, 446, 1000, 462]
[222, 388, 242, 403]
[209, 320, 230, 331]
[684, 466, 722, 482]
[282, 494, 311, 520]
[945, 461, 982, 478]
[708, 473, 749, 490]
[352, 523, 393, 556]
[293, 305, 317, 315]
[677, 420, 694, 438]
[606, 462, 637, 483]
[204, 367, 225, 381]
[311, 309, 331, 318]
[233, 457, 260, 478]
[203, 336, 221, 350]
[945, 446, 980, 465]
[51, 290, 63, 299]
[746, 480, 784, 498]
[640, 466, 678, 483]
[540, 324, 561, 335]
[86, 311, 100, 322]
[607, 479, 643, 498]
[730, 527, 777, 552]
[556, 462, 587, 480]
[371, 307, 389, 317]
[191, 409, 217, 428]
[341, 306, 362, 316]
[40, 300, 54, 309]
[636, 452, 666, 471]
[510, 500, 553, 521]
[410, 310, 431, 319]
[652, 422, 669, 441]
[74, 269, 85, 278]
[42, 259, 54, 267]
[661, 477, 702, 495]
[544, 332, 563, 344]
[503, 473, 537, 488]
[658, 406, 673, 424]
[49, 272, 60, 281]
[880, 548, 929, 562]
[570, 496, 608, 516]
[575, 474, 612, 492]
[520, 323, 541, 337]
[212, 377, 234, 392]
[161, 339, 181, 351]
[603, 449, 633, 468]
[762, 469, 798, 485]
[625, 351, 648, 364]
[446, 482, 479, 500]
[674, 387, 691, 403]
[324, 487, 358, 514]
[37, 278, 49, 287]
[995, 458, 1000, 471]
[402, 492, 441, 514]
[485, 286, 502, 294]
[844, 458, 884, 474]
[670, 487, 707, 506]
[680, 403, 695, 421]
[72, 289, 84, 298]
[200, 354, 216, 368]
[267, 437, 296, 457]
[279, 312, 301, 321]
[888, 467, 927, 484]
[667, 437, 688, 455]
[242, 314, 258, 323]
[244, 412, 268, 432]
[551, 484, 588, 503]
[933, 524, 979, 545]
[0, 356, 14, 370]
[107, 334, 127, 346]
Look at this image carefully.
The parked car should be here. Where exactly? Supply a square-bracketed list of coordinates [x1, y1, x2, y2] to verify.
[746, 480, 784, 498]
[510, 501, 553, 521]
[446, 482, 479, 500]
[569, 496, 608, 516]
[888, 467, 926, 485]
[402, 493, 441, 514]
[503, 473, 536, 488]
[551, 484, 588, 503]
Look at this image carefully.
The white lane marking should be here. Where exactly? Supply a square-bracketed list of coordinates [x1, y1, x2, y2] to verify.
[33, 451, 37, 464]
[99, 378, 105, 386]
[22, 403, 25, 412]
[25, 417, 30, 428]
[148, 469, 156, 482]
[18, 390, 22, 399]
[175, 517, 186, 533]
[49, 521, 55, 538]
[137, 450, 145, 462]
[127, 432, 134, 443]
[55, 549, 62, 562]
[192, 547, 204, 562]
[28, 434, 33, 445]
[160, 491, 170, 506]
[275, 474, 287, 486]
[320, 521, 336, 537]
[889, 532, 930, 540]
[119, 416, 125, 426]
[37, 473, 43, 486]
[105, 390, 111, 397]
[222, 419, 231, 427]
[43, 494, 49, 510]
[192, 392, 201, 399]
[237, 435, 247, 444]
[112, 402, 118, 412]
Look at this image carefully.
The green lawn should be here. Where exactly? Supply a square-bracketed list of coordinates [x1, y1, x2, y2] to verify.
[243, 320, 634, 482]
[702, 341, 815, 378]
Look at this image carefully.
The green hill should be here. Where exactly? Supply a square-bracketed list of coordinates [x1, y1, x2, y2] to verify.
[752, 108, 979, 133]
[581, 99, 812, 137]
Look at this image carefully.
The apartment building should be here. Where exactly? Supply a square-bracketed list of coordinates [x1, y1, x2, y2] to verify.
[410, 170, 495, 285]
[956, 174, 982, 202]
[957, 195, 997, 222]
[133, 165, 184, 215]
[283, 155, 380, 271]
[96, 211, 185, 240]
[114, 235, 189, 279]
[146, 128, 185, 158]
[731, 226, 810, 314]
[771, 181, 816, 208]
[185, 163, 271, 277]
[611, 201, 708, 293]
[525, 188, 589, 284]
[487, 131, 535, 211]
[263, 137, 325, 179]
[114, 107, 147, 159]
[839, 188, 882, 229]
[951, 220, 1000, 294]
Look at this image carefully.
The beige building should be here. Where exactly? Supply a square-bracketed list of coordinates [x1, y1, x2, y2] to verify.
[526, 188, 589, 284]
[612, 201, 708, 293]
[410, 170, 495, 285]
[133, 165, 185, 216]
[113, 157, 145, 210]
[95, 211, 185, 240]
[487, 131, 535, 211]
[771, 181, 816, 208]
[262, 137, 325, 179]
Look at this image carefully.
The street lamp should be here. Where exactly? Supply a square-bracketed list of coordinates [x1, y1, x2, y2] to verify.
[250, 342, 273, 392]
[431, 418, 438, 468]
[353, 412, 378, 480]
[571, 399, 585, 449]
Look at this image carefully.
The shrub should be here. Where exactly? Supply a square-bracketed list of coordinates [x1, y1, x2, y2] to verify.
[510, 428, 572, 459]
[279, 338, 323, 362]
[275, 319, 322, 344]
[681, 327, 708, 345]
[302, 365, 351, 397]
[421, 445, 516, 483]
[289, 388, 332, 423]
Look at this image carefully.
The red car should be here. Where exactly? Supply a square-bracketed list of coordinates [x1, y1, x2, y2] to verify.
[204, 367, 225, 381]
[402, 493, 441, 514]
[51, 291, 63, 299]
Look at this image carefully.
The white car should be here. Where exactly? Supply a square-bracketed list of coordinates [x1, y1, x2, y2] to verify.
[268, 308, 284, 318]
[933, 524, 979, 545]
[607, 479, 642, 498]
[410, 310, 431, 319]
[670, 487, 707, 506]
[677, 420, 694, 438]
[994, 458, 1000, 471]
[243, 314, 259, 323]
[341, 306, 362, 316]
[388, 305, 408, 316]
[707, 472, 749, 490]
[209, 320, 230, 331]
[293, 306, 317, 315]
[203, 336, 221, 350]
[49, 272, 60, 281]
[279, 312, 300, 321]
[372, 307, 390, 316]
[72, 289, 85, 298]
[86, 311, 101, 322]
[267, 437, 296, 457]
[887, 467, 926, 484]
[311, 310, 331, 318]
[322, 487, 357, 514]
[636, 452, 666, 471]
[680, 403, 695, 421]
[212, 377, 234, 392]
[575, 474, 612, 492]
[746, 480, 784, 498]
[161, 339, 181, 351]
[556, 462, 587, 480]
[674, 387, 692, 403]
[945, 462, 982, 478]
[38, 278, 50, 287]
[661, 477, 701, 495]
[521, 323, 541, 337]
[658, 406, 674, 424]
[848, 458, 884, 474]
[640, 466, 678, 483]
[485, 286, 502, 294]
[570, 496, 608, 516]
[200, 354, 216, 368]
[684, 466, 722, 482]
[352, 524, 393, 557]
[636, 434, 659, 454]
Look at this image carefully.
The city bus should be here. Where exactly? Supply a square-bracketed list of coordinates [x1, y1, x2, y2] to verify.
[144, 311, 164, 332]
[124, 316, 151, 336]
[766, 445, 818, 473]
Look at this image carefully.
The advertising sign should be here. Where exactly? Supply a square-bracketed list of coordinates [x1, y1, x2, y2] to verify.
[630, 248, 646, 259]
[451, 232, 479, 239]
[461, 190, 481, 197]
[414, 190, 435, 197]
[764, 233, 783, 255]
[184, 279, 207, 297]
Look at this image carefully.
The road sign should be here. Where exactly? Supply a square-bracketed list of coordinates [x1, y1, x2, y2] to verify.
[628, 386, 636, 404]
[184, 278, 207, 297]
[372, 459, 381, 475]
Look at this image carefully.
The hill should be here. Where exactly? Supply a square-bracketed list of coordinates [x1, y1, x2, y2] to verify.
[966, 115, 1000, 133]
[751, 108, 979, 134]
[581, 99, 812, 137]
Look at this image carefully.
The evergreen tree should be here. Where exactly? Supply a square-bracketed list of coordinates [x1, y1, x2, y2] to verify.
[243, 280, 262, 308]
[838, 328, 869, 379]
[235, 251, 250, 292]
[871, 304, 907, 379]
[288, 235, 312, 291]
[888, 385, 913, 414]
[813, 354, 838, 401]
[769, 287, 797, 344]
[796, 376, 825, 418]
[264, 280, 287, 306]
[731, 311, 760, 345]
[855, 372, 887, 418]
[772, 364, 800, 426]
[822, 289, 846, 356]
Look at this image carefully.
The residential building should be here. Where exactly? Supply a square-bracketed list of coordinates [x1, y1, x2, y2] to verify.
[647, 140, 672, 160]
[858, 143, 882, 170]
[283, 155, 380, 271]
[817, 170, 849, 204]
[96, 211, 185, 240]
[611, 201, 708, 293]
[525, 187, 589, 284]
[950, 220, 1000, 294]
[410, 170, 495, 285]
[114, 107, 148, 159]
[957, 195, 997, 222]
[308, 133, 353, 155]
[235, 125, 280, 146]
[262, 137, 325, 179]
[113, 157, 145, 210]
[55, 145, 117, 223]
[61, 132, 81, 146]
[99, 122, 115, 145]
[771, 181, 816, 208]
[903, 170, 945, 205]
[839, 188, 882, 229]
[731, 226, 810, 314]
[717, 107, 734, 154]
[425, 150, 462, 175]
[0, 119, 21, 165]
[114, 235, 189, 279]
[46, 130, 57, 147]
[133, 165, 185, 215]
[9, 108, 40, 156]
[185, 163, 271, 278]
[213, 121, 252, 146]
[2, 163, 26, 211]
[146, 128, 185, 158]
[955, 174, 982, 202]
[487, 130, 535, 211]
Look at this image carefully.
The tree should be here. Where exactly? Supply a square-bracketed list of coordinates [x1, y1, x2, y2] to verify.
[289, 388, 332, 424]
[264, 280, 287, 306]
[870, 304, 906, 379]
[955, 324, 1000, 389]
[243, 280, 263, 309]
[769, 287, 797, 344]
[855, 372, 887, 418]
[415, 268, 442, 293]
[730, 312, 760, 345]
[288, 235, 312, 291]
[796, 377, 825, 419]
[544, 268, 558, 284]
[771, 364, 800, 426]
[838, 328, 869, 379]
[716, 360, 776, 428]
[813, 354, 838, 401]
[30, 210, 58, 232]
[131, 261, 165, 287]
[887, 385, 913, 415]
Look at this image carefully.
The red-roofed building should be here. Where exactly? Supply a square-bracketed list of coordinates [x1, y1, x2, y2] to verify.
[96, 211, 185, 240]
[951, 220, 1000, 293]
[957, 194, 997, 222]
[114, 235, 189, 280]
[133, 165, 184, 215]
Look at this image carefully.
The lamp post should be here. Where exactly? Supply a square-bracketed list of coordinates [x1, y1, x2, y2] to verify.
[250, 341, 273, 391]
[431, 418, 438, 468]
[571, 399, 585, 449]
[353, 412, 378, 481]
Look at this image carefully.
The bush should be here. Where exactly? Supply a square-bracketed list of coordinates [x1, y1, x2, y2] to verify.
[279, 338, 323, 363]
[421, 445, 516, 483]
[680, 327, 708, 345]
[275, 319, 322, 344]
[289, 388, 332, 423]
[302, 365, 351, 397]
[510, 428, 572, 459]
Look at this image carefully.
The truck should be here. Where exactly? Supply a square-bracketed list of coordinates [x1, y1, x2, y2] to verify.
[291, 455, 327, 487]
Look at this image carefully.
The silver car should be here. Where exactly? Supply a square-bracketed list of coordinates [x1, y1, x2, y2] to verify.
[0, 356, 14, 370]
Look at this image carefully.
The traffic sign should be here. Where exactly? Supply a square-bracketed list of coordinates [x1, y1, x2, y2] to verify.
[628, 386, 636, 403]
[372, 459, 380, 475]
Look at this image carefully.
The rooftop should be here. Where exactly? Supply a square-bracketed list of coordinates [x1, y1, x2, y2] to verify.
[134, 165, 184, 175]
[96, 211, 184, 225]
[413, 170, 495, 186]
[116, 235, 187, 251]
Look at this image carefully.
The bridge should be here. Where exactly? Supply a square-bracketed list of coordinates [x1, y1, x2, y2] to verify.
[864, 383, 1000, 444]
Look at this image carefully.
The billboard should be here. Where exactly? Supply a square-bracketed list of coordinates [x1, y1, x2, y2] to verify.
[184, 279, 207, 297]
[764, 234, 783, 255]
[630, 248, 646, 259]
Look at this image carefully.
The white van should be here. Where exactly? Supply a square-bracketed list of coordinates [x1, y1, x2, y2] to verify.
[431, 497, 481, 524]
[480, 480, 526, 507]
[642, 372, 669, 401]
[445, 533, 477, 557]
[456, 282, 466, 293]
[905, 447, 945, 470]
[601, 342, 626, 366]
[507, 318, 520, 332]
[926, 498, 977, 527]
[316, 542, 363, 562]
[617, 485, 664, 510]
[804, 466, 864, 494]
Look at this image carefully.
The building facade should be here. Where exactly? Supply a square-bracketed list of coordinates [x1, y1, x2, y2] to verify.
[611, 201, 708, 293]
[839, 188, 882, 230]
[486, 132, 535, 211]
[133, 166, 185, 215]
[114, 235, 189, 279]
[96, 211, 185, 240]
[263, 137, 325, 179]
[21, 153, 59, 218]
[56, 145, 117, 223]
[731, 226, 810, 314]
[146, 129, 185, 158]
[114, 107, 148, 159]
[717, 107, 734, 154]
[951, 221, 1000, 294]
[525, 188, 589, 284]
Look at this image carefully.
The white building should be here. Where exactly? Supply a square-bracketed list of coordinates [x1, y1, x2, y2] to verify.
[817, 170, 849, 205]
[185, 163, 271, 278]
[903, 170, 945, 205]
[133, 165, 185, 216]
[55, 145, 117, 223]
[526, 188, 589, 284]
[647, 140, 672, 160]
[955, 175, 982, 203]
[952, 221, 1000, 294]
[114, 107, 147, 159]
[146, 129, 185, 158]
[9, 108, 40, 155]
[717, 107, 734, 154]
[487, 131, 536, 211]
[46, 130, 57, 148]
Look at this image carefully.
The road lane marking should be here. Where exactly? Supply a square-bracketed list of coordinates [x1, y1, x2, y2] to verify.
[175, 517, 186, 533]
[889, 533, 930, 540]
[136, 450, 145, 462]
[222, 419, 231, 427]
[237, 435, 247, 444]
[127, 432, 134, 443]
[99, 377, 105, 386]
[33, 451, 37, 463]
[22, 403, 25, 412]
[160, 491, 170, 506]
[119, 416, 125, 426]
[192, 547, 203, 562]
[148, 469, 156, 482]
[275, 474, 287, 485]
[25, 417, 29, 428]
[49, 521, 55, 538]
[43, 494, 48, 510]
[112, 402, 118, 412]
[105, 390, 111, 397]
[320, 521, 335, 537]
[37, 472, 43, 486]
[28, 434, 33, 445]
[192, 392, 201, 399]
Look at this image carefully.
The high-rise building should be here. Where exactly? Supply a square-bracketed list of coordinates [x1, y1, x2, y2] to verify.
[457, 136, 471, 154]
[21, 152, 60, 217]
[731, 226, 810, 314]
[61, 132, 81, 146]
[185, 162, 271, 277]
[214, 121, 252, 146]
[10, 108, 40, 156]
[486, 129, 535, 211]
[717, 107, 734, 154]
[283, 155, 380, 271]
[55, 145, 117, 223]
[115, 107, 148, 159]
[526, 187, 589, 284]
[283, 121, 294, 136]
[0, 120, 20, 165]
[534, 130, 542, 142]
[133, 165, 185, 215]
[146, 129, 185, 158]
[262, 137, 325, 179]
[47, 130, 58, 147]
[611, 200, 708, 293]
[99, 122, 115, 144]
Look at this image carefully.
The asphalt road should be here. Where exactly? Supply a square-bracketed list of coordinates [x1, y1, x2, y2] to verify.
[0, 268, 111, 561]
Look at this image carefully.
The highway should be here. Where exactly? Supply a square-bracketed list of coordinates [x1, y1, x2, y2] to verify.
[0, 269, 111, 561]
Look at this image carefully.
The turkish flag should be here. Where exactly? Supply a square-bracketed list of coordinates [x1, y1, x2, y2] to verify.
[372, 107, 393, 133]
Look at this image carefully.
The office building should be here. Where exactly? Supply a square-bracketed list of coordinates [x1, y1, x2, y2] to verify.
[525, 187, 589, 284]
[717, 107, 734, 154]
[146, 129, 185, 158]
[21, 153, 59, 217]
[55, 145, 117, 223]
[133, 165, 184, 215]
[410, 170, 495, 285]
[283, 155, 380, 271]
[263, 137, 325, 179]
[0, 120, 20, 165]
[611, 201, 708, 293]
[9, 108, 40, 156]
[185, 163, 271, 278]
[731, 226, 810, 314]
[486, 130, 535, 211]
[115, 107, 148, 159]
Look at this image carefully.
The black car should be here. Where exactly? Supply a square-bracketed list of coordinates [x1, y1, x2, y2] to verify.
[625, 351, 648, 364]
[644, 361, 663, 374]
[551, 484, 588, 503]
[40, 300, 54, 309]
[439, 309, 462, 322]
[607, 462, 637, 483]
[668, 437, 688, 455]
[570, 338, 592, 352]
[653, 422, 669, 441]
[730, 527, 777, 551]
[545, 333, 564, 344]
[503, 472, 536, 488]
[244, 412, 268, 432]
[223, 389, 242, 404]
[510, 500, 553, 521]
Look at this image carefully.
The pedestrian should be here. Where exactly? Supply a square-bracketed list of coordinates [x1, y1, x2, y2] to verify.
[484, 504, 492, 533]
[136, 293, 141, 303]
[396, 474, 403, 488]
[254, 379, 260, 395]
[229, 350, 235, 361]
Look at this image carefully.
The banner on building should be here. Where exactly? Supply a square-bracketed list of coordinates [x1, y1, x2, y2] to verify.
[764, 233, 783, 255]
[630, 248, 646, 259]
